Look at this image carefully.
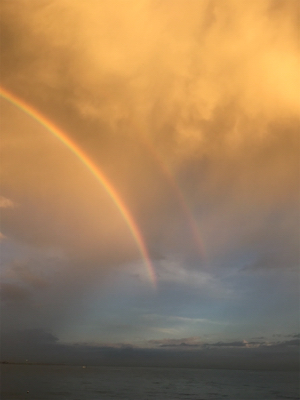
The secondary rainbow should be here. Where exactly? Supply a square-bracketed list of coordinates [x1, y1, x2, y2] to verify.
[141, 138, 205, 258]
[0, 87, 156, 286]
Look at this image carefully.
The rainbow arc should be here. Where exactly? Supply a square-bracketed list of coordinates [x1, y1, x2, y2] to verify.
[0, 87, 156, 287]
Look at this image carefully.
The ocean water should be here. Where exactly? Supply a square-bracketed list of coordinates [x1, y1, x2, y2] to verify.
[1, 364, 299, 400]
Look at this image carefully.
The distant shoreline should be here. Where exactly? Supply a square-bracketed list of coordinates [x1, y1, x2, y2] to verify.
[1, 361, 298, 372]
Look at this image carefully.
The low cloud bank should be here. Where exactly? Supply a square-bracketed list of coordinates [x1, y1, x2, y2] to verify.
[1, 329, 298, 371]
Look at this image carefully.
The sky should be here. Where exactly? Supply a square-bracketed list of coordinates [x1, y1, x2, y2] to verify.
[0, 0, 299, 369]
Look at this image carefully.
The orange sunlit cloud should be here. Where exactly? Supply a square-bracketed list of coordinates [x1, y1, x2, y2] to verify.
[0, 0, 298, 355]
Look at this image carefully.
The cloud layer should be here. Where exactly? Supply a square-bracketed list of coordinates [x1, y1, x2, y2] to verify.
[0, 0, 299, 359]
[1, 328, 299, 370]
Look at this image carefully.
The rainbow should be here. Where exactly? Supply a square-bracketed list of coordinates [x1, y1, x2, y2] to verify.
[141, 138, 205, 258]
[0, 87, 156, 286]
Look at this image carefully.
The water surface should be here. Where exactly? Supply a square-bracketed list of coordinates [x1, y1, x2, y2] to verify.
[1, 364, 299, 400]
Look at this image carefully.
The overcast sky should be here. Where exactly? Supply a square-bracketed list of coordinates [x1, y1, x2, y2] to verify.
[0, 0, 299, 368]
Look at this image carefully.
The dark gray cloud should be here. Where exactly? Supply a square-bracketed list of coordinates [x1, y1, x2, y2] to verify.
[147, 336, 300, 350]
[0, 283, 31, 303]
[272, 339, 300, 348]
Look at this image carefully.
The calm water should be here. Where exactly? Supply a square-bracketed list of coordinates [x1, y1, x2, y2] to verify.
[1, 364, 299, 400]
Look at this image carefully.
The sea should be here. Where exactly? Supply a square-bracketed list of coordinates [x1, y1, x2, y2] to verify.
[1, 364, 299, 400]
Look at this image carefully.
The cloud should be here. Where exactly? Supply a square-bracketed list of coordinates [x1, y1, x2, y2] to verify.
[3, 328, 58, 346]
[1, 0, 298, 151]
[0, 0, 298, 352]
[3, 260, 49, 289]
[0, 282, 31, 303]
[1, 329, 299, 370]
[0, 232, 6, 241]
[148, 336, 203, 348]
[0, 0, 298, 268]
[146, 335, 300, 351]
[209, 340, 258, 348]
[0, 195, 15, 208]
[272, 339, 300, 348]
[155, 257, 232, 295]
[147, 337, 259, 349]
